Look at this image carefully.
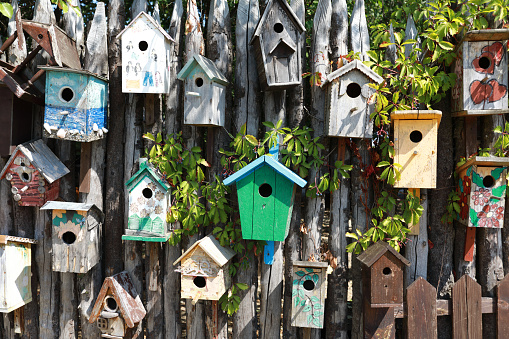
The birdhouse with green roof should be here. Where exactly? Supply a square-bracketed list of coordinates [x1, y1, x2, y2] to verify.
[223, 155, 307, 241]
[123, 158, 171, 242]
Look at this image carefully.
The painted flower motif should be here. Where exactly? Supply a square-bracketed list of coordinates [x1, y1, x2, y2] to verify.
[146, 198, 155, 207]
[137, 195, 145, 205]
[130, 203, 139, 214]
[462, 176, 471, 195]
[472, 188, 490, 206]
[155, 191, 165, 201]
[154, 205, 163, 214]
[459, 192, 469, 220]
[477, 204, 504, 228]
[147, 182, 157, 191]
[139, 209, 150, 218]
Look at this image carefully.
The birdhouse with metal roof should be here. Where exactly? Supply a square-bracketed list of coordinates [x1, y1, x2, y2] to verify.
[0, 139, 70, 207]
[223, 155, 307, 241]
[117, 11, 174, 94]
[89, 271, 146, 338]
[391, 110, 442, 189]
[451, 29, 509, 116]
[173, 234, 235, 303]
[40, 66, 109, 142]
[123, 158, 171, 242]
[177, 55, 228, 127]
[41, 201, 103, 273]
[323, 60, 383, 138]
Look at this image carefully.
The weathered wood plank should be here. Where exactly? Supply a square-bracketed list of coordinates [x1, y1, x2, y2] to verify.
[7, 0, 26, 66]
[452, 275, 482, 339]
[145, 242, 164, 339]
[363, 300, 395, 339]
[406, 277, 437, 339]
[404, 189, 428, 287]
[260, 242, 283, 338]
[496, 274, 509, 339]
[84, 1, 108, 78]
[62, 0, 84, 62]
[349, 0, 369, 61]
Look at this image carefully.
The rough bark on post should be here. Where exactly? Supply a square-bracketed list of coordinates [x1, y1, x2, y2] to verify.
[349, 0, 369, 61]
[131, 0, 147, 18]
[7, 0, 26, 65]
[62, 0, 84, 62]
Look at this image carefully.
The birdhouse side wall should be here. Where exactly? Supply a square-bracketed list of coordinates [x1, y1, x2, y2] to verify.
[252, 37, 269, 90]
[274, 174, 296, 241]
[452, 48, 464, 112]
[0, 89, 33, 157]
[0, 242, 32, 313]
[369, 253, 404, 305]
[291, 266, 327, 328]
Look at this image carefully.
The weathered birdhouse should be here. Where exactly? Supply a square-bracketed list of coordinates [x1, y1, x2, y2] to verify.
[0, 139, 70, 207]
[357, 241, 410, 306]
[89, 271, 146, 338]
[223, 155, 307, 241]
[250, 0, 305, 91]
[116, 11, 174, 94]
[0, 85, 33, 157]
[456, 156, 509, 228]
[391, 110, 442, 188]
[451, 29, 509, 116]
[177, 55, 228, 127]
[0, 235, 36, 313]
[173, 234, 235, 303]
[323, 60, 383, 138]
[123, 158, 171, 242]
[40, 201, 103, 273]
[40, 66, 109, 142]
[291, 261, 329, 328]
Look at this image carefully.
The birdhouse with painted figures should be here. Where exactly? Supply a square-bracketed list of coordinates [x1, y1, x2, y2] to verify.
[451, 29, 509, 116]
[41, 201, 103, 273]
[177, 55, 228, 127]
[117, 11, 174, 94]
[391, 110, 442, 189]
[0, 139, 69, 207]
[0, 85, 33, 157]
[173, 234, 235, 303]
[223, 155, 307, 241]
[323, 60, 383, 138]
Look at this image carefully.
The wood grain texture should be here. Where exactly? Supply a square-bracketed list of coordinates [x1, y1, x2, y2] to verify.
[406, 277, 437, 339]
[349, 0, 369, 61]
[7, 0, 26, 66]
[362, 300, 395, 339]
[84, 2, 108, 78]
[496, 274, 509, 339]
[62, 0, 84, 62]
[404, 189, 428, 288]
[452, 275, 482, 339]
[260, 241, 284, 339]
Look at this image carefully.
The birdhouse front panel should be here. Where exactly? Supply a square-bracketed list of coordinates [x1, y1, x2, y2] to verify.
[0, 87, 33, 157]
[370, 254, 404, 305]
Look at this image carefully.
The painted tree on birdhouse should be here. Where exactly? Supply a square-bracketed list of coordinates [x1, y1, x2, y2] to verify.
[0, 86, 33, 157]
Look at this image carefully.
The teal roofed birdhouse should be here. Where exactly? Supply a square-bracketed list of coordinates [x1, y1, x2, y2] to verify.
[223, 155, 306, 241]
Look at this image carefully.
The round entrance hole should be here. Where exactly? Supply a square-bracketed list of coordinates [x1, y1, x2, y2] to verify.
[410, 130, 423, 143]
[383, 267, 392, 275]
[60, 87, 75, 102]
[303, 279, 315, 291]
[193, 276, 206, 288]
[37, 34, 43, 40]
[139, 40, 148, 51]
[20, 162, 25, 167]
[259, 183, 272, 198]
[478, 56, 491, 70]
[105, 296, 118, 312]
[21, 172, 30, 181]
[273, 23, 284, 33]
[142, 187, 153, 199]
[346, 83, 362, 98]
[195, 77, 204, 87]
[483, 175, 495, 188]
[62, 231, 77, 245]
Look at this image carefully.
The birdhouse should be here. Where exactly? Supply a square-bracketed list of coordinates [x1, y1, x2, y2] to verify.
[250, 0, 305, 91]
[0, 85, 33, 157]
[173, 234, 235, 303]
[89, 271, 146, 338]
[40, 66, 109, 142]
[177, 55, 228, 127]
[40, 201, 103, 273]
[116, 11, 174, 94]
[357, 241, 410, 306]
[456, 156, 509, 228]
[123, 158, 171, 242]
[451, 29, 509, 116]
[223, 155, 307, 241]
[323, 60, 383, 138]
[291, 261, 329, 328]
[391, 110, 442, 188]
[0, 139, 70, 207]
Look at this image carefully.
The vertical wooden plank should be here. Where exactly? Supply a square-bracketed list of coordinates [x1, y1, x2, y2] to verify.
[404, 189, 428, 287]
[7, 0, 26, 66]
[363, 301, 395, 339]
[260, 241, 283, 338]
[452, 275, 482, 339]
[496, 274, 509, 339]
[464, 227, 476, 262]
[62, 0, 84, 62]
[406, 277, 437, 339]
[349, 0, 369, 61]
[79, 143, 91, 193]
[145, 242, 164, 339]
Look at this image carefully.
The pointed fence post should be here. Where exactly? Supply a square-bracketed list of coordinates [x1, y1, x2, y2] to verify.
[7, 0, 26, 65]
[406, 277, 437, 338]
[452, 275, 482, 339]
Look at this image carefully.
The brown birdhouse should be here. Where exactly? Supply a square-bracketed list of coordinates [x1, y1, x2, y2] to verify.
[0, 139, 70, 207]
[0, 85, 33, 157]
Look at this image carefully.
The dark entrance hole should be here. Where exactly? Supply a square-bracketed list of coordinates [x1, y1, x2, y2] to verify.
[259, 183, 272, 198]
[346, 83, 362, 98]
[139, 41, 148, 51]
[383, 267, 392, 275]
[274, 23, 284, 33]
[21, 173, 30, 181]
[410, 130, 423, 143]
[105, 296, 118, 312]
[303, 279, 315, 291]
[62, 231, 77, 245]
[479, 56, 491, 70]
[195, 78, 204, 87]
[193, 276, 206, 288]
[483, 175, 495, 188]
[142, 187, 153, 199]
[61, 87, 74, 102]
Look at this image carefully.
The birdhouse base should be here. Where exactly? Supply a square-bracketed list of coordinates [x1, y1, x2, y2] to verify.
[452, 109, 509, 117]
[122, 232, 171, 242]
[43, 129, 106, 143]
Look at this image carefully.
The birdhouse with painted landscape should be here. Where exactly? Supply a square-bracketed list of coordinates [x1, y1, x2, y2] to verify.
[291, 261, 329, 329]
[123, 158, 171, 242]
[40, 66, 109, 142]
[173, 234, 235, 303]
[89, 271, 146, 338]
[0, 85, 33, 157]
[250, 0, 305, 91]
[323, 60, 383, 138]
[391, 110, 442, 189]
[0, 235, 36, 313]
[451, 29, 509, 116]
[177, 55, 228, 127]
[223, 155, 307, 241]
[357, 241, 410, 306]
[41, 201, 103, 273]
[117, 11, 174, 94]
[0, 139, 69, 207]
[456, 156, 509, 228]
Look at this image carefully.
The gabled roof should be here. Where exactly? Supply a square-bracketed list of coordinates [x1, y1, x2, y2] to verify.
[173, 234, 235, 267]
[324, 59, 383, 85]
[177, 55, 229, 86]
[456, 156, 509, 174]
[269, 37, 297, 55]
[357, 241, 410, 268]
[116, 11, 174, 42]
[0, 139, 70, 183]
[41, 201, 103, 216]
[223, 155, 307, 187]
[391, 110, 442, 125]
[0, 235, 37, 245]
[125, 159, 170, 192]
[39, 66, 109, 83]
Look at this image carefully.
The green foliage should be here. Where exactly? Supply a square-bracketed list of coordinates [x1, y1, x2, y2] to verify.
[441, 190, 460, 224]
[0, 3, 12, 18]
[494, 123, 509, 157]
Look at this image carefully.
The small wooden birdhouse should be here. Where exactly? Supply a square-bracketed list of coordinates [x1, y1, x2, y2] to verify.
[116, 11, 174, 94]
[89, 271, 146, 338]
[0, 85, 33, 157]
[391, 110, 442, 188]
[41, 201, 103, 273]
[173, 234, 235, 303]
[223, 155, 307, 241]
[323, 60, 383, 138]
[40, 66, 109, 142]
[177, 55, 228, 127]
[358, 241, 410, 306]
[452, 29, 509, 116]
[123, 158, 171, 242]
[291, 261, 328, 328]
[456, 156, 509, 228]
[250, 0, 305, 91]
[0, 139, 70, 207]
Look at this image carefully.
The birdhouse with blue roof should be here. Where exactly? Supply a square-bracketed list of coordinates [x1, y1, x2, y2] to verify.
[177, 55, 228, 127]
[40, 66, 108, 142]
[223, 155, 306, 241]
[123, 158, 171, 242]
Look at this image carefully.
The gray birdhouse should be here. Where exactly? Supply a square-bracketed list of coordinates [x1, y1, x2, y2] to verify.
[0, 85, 33, 157]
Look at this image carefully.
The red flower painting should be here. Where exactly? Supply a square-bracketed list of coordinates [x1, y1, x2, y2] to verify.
[472, 188, 490, 206]
[462, 176, 471, 195]
[459, 192, 469, 220]
[477, 204, 504, 228]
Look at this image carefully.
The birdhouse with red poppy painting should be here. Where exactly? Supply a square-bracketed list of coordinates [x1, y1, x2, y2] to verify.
[451, 29, 509, 116]
[456, 156, 509, 228]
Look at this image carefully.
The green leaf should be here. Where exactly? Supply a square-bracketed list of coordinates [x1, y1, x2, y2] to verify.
[313, 303, 323, 309]
[438, 41, 454, 50]
[296, 270, 305, 276]
[245, 135, 258, 145]
[0, 3, 12, 18]
[310, 296, 320, 302]
[293, 279, 299, 285]
[294, 297, 300, 307]
[236, 283, 248, 290]
[312, 274, 319, 284]
[303, 305, 312, 312]
[492, 185, 506, 198]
